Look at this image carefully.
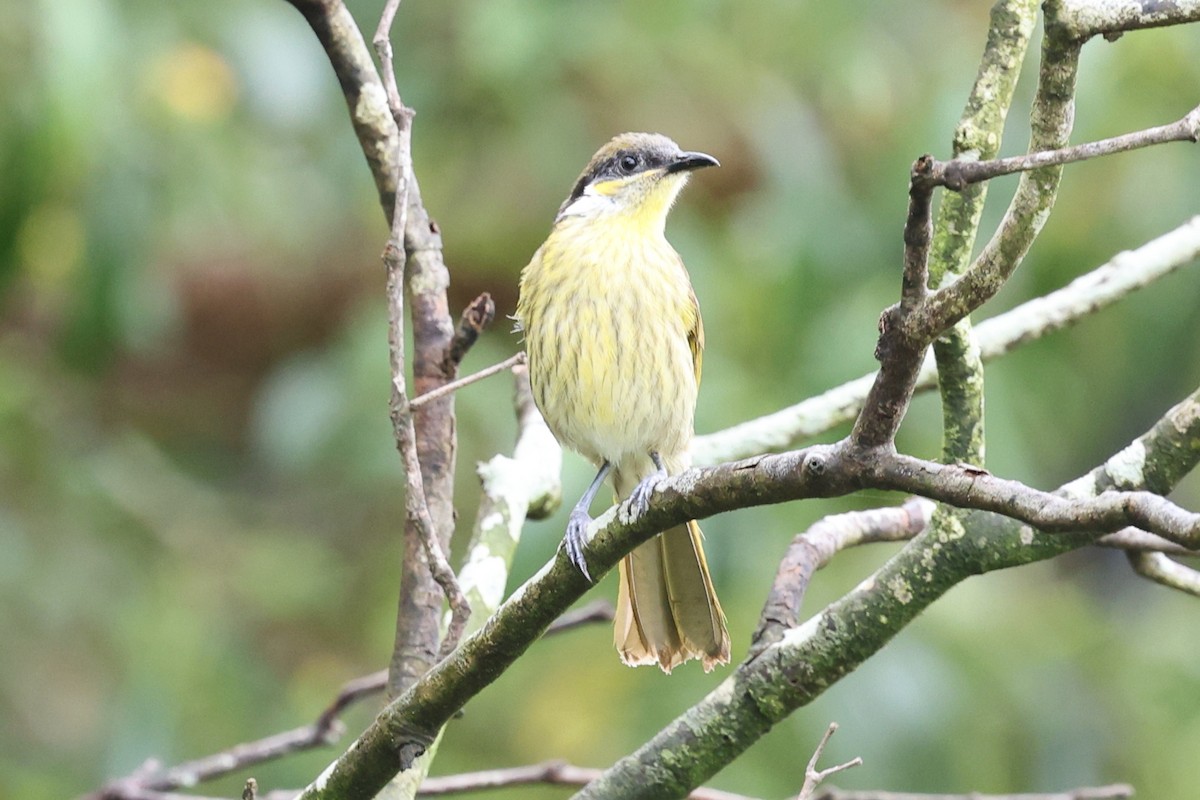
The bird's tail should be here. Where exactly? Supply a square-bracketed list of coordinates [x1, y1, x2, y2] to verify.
[612, 466, 730, 672]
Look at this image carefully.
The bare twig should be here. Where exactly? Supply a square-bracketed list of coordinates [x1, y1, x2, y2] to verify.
[918, 104, 1200, 192]
[371, 0, 470, 690]
[384, 225, 470, 671]
[1127, 550, 1200, 597]
[372, 0, 406, 117]
[84, 667, 388, 799]
[413, 761, 756, 799]
[444, 292, 496, 370]
[797, 724, 863, 800]
[752, 498, 936, 655]
[813, 785, 1134, 800]
[545, 600, 615, 636]
[411, 352, 526, 410]
[1097, 528, 1199, 556]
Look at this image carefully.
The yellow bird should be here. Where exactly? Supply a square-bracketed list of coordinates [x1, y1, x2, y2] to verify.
[515, 132, 730, 672]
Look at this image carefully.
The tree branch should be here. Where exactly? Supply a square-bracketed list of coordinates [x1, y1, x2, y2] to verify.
[572, 382, 1200, 800]
[1057, 0, 1200, 41]
[904, 17, 1082, 348]
[295, 375, 1199, 799]
[692, 214, 1200, 466]
[927, 0, 1036, 467]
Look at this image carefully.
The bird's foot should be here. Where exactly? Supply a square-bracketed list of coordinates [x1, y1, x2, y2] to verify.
[627, 466, 668, 519]
[564, 508, 594, 582]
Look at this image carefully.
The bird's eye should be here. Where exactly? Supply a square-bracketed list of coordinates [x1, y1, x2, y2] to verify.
[618, 154, 641, 173]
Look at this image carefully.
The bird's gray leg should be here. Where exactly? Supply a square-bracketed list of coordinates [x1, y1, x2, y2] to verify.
[564, 460, 612, 581]
[627, 451, 668, 519]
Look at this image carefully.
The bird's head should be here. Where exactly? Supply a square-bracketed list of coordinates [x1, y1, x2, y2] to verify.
[555, 132, 719, 229]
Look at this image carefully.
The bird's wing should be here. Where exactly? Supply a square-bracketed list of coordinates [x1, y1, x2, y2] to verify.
[688, 286, 704, 387]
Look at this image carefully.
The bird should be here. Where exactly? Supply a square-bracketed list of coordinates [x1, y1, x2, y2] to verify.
[515, 132, 730, 672]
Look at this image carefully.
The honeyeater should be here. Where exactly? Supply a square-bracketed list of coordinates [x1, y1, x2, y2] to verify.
[515, 132, 730, 672]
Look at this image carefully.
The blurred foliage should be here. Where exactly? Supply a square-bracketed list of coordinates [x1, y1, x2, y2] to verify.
[2, 0, 1199, 798]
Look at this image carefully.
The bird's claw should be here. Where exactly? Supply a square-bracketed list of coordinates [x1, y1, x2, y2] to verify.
[564, 508, 594, 582]
[627, 470, 666, 519]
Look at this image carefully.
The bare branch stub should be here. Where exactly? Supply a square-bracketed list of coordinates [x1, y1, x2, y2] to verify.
[445, 292, 496, 370]
[901, 156, 936, 310]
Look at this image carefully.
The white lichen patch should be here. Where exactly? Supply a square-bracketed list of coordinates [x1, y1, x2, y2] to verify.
[354, 81, 390, 127]
[920, 543, 940, 572]
[1172, 399, 1200, 435]
[310, 736, 362, 792]
[781, 613, 823, 649]
[1019, 525, 1035, 546]
[887, 576, 913, 605]
[671, 468, 701, 496]
[1106, 440, 1147, 489]
[1059, 472, 1098, 500]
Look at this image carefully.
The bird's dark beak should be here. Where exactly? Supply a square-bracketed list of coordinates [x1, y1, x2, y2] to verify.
[666, 151, 720, 174]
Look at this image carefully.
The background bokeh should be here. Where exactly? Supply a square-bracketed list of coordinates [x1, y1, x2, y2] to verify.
[3, 1, 1200, 798]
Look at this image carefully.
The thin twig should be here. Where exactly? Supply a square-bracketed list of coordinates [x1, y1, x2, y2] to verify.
[411, 352, 526, 410]
[372, 0, 405, 116]
[813, 785, 1134, 800]
[919, 104, 1200, 192]
[373, 0, 471, 672]
[413, 761, 756, 799]
[797, 723, 863, 800]
[1127, 550, 1200, 597]
[752, 498, 936, 656]
[545, 600, 615, 636]
[384, 232, 470, 668]
[84, 668, 387, 799]
[1097, 527, 1199, 556]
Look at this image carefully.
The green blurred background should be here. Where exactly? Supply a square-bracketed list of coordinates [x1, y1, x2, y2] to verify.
[3, 0, 1200, 797]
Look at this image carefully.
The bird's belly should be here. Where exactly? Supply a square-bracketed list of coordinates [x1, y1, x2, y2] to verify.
[531, 292, 696, 468]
